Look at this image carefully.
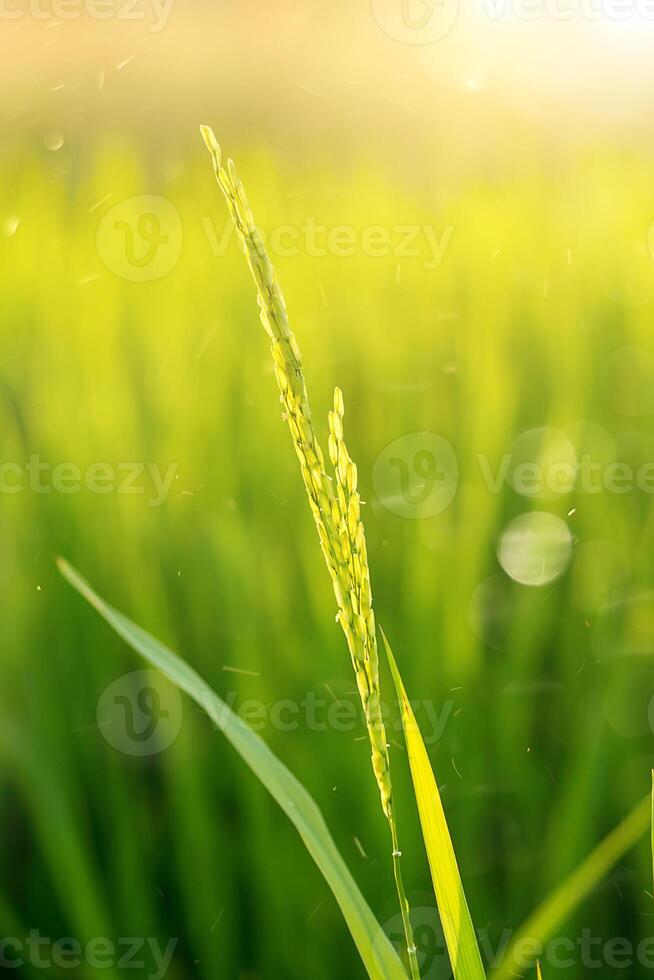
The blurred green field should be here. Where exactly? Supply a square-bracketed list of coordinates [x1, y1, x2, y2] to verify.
[2, 142, 654, 979]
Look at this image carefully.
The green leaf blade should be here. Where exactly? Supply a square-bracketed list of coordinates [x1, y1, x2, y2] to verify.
[381, 631, 485, 980]
[58, 558, 406, 980]
[491, 793, 650, 980]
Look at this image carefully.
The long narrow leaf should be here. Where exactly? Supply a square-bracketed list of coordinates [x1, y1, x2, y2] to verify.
[382, 631, 485, 980]
[58, 558, 406, 980]
[491, 793, 650, 980]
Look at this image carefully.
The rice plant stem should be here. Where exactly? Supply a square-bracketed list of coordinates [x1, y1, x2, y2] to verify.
[201, 126, 420, 978]
[390, 811, 421, 979]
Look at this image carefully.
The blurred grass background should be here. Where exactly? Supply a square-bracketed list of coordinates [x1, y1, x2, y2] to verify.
[3, 2, 654, 978]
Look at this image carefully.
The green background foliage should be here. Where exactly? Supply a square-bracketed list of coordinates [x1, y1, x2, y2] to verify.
[2, 141, 654, 977]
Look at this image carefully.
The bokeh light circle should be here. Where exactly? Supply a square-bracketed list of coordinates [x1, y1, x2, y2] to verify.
[508, 426, 577, 499]
[498, 511, 572, 586]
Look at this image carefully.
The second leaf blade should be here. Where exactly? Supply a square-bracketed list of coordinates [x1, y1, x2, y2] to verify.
[382, 630, 485, 980]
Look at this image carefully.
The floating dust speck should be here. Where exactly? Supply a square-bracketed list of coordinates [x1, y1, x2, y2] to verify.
[3, 216, 19, 236]
[322, 682, 337, 703]
[44, 132, 64, 152]
[307, 901, 324, 923]
[89, 194, 112, 214]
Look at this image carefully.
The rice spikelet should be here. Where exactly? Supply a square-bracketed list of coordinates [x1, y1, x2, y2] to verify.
[201, 126, 418, 978]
